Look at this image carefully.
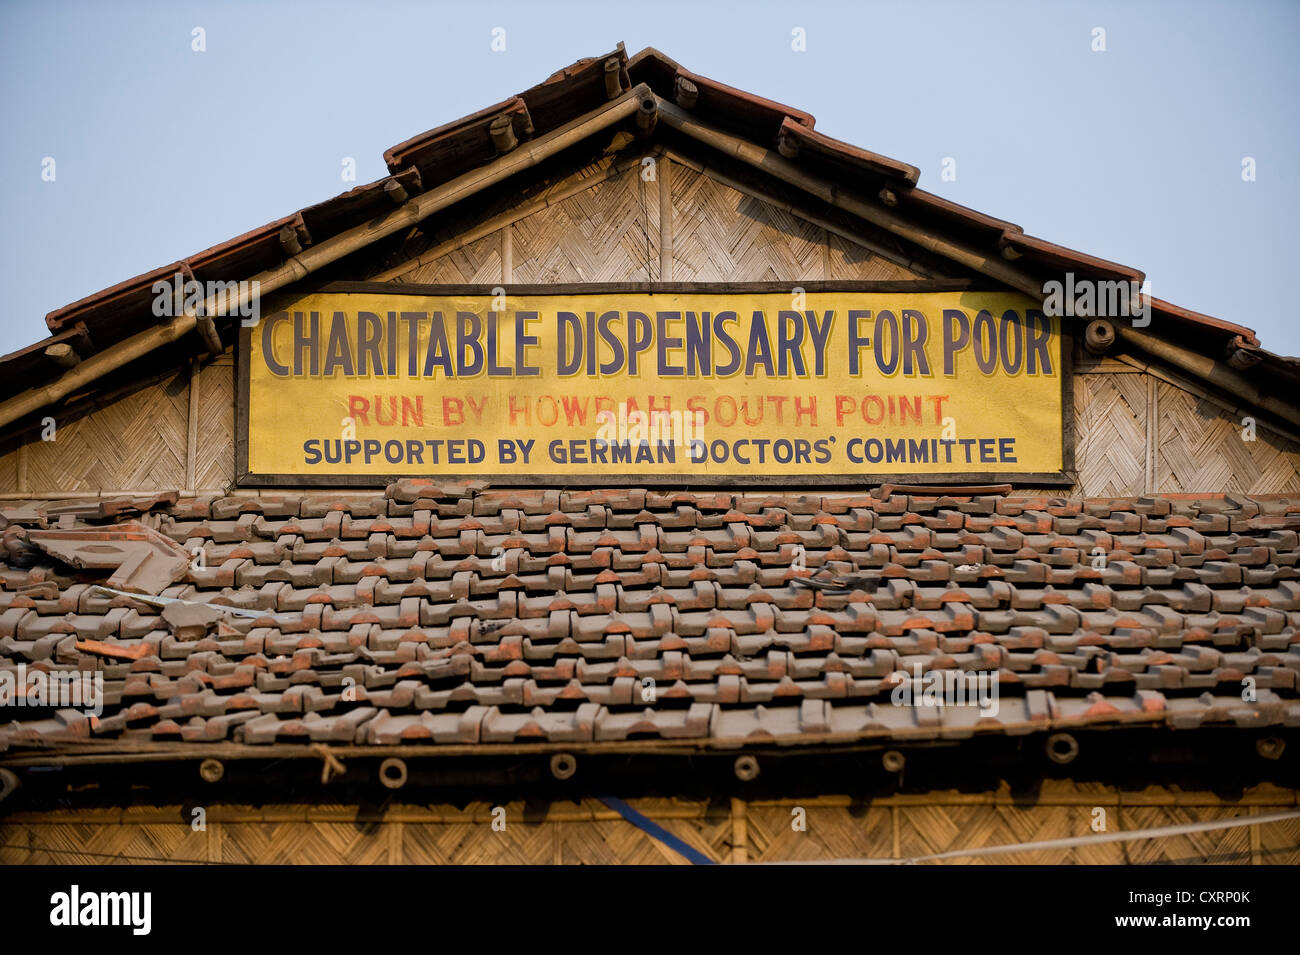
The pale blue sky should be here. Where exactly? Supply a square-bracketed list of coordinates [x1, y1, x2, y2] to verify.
[1, 0, 1296, 356]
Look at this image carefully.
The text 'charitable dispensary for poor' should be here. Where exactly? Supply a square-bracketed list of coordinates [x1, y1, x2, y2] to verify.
[242, 291, 1065, 478]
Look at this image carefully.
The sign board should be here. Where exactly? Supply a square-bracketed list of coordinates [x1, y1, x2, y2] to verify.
[237, 283, 1072, 486]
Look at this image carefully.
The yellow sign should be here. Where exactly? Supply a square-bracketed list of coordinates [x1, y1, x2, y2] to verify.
[239, 287, 1068, 484]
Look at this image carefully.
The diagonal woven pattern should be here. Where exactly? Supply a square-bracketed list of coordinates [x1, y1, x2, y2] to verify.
[1074, 372, 1147, 497]
[24, 373, 190, 492]
[0, 486, 1297, 751]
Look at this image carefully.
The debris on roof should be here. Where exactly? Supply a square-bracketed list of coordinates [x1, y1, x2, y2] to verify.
[22, 522, 191, 595]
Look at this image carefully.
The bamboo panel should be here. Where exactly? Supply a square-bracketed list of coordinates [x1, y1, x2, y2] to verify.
[1119, 807, 1255, 865]
[0, 819, 207, 865]
[1155, 381, 1300, 493]
[748, 804, 893, 861]
[3, 791, 1294, 864]
[902, 803, 1126, 865]
[509, 163, 660, 283]
[196, 359, 235, 490]
[670, 165, 823, 282]
[826, 231, 923, 281]
[0, 439, 16, 492]
[1257, 811, 1300, 865]
[395, 797, 725, 865]
[18, 370, 189, 492]
[398, 231, 502, 286]
[220, 819, 390, 865]
[1074, 372, 1147, 497]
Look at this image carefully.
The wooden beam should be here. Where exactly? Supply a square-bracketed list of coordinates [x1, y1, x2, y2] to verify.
[373, 152, 648, 283]
[1112, 352, 1300, 444]
[1115, 323, 1300, 428]
[663, 148, 940, 277]
[657, 97, 1044, 297]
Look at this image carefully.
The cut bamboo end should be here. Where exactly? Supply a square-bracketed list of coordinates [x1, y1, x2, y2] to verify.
[603, 58, 622, 99]
[278, 225, 302, 256]
[383, 178, 409, 204]
[636, 96, 658, 136]
[1084, 319, 1117, 354]
[490, 114, 518, 154]
[44, 343, 80, 369]
[673, 75, 698, 109]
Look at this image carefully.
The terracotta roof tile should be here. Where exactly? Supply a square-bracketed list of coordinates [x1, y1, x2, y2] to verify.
[1, 491, 1298, 755]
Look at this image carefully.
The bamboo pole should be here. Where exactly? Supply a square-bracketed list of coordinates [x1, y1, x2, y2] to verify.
[663, 148, 941, 277]
[0, 84, 651, 432]
[1114, 323, 1300, 428]
[15, 443, 27, 494]
[730, 797, 747, 864]
[658, 155, 673, 282]
[184, 358, 199, 495]
[500, 223, 513, 283]
[1112, 352, 1300, 444]
[1145, 373, 1157, 493]
[373, 153, 647, 282]
[656, 98, 1042, 296]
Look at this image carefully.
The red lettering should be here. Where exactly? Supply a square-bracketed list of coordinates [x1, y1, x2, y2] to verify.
[508, 395, 531, 425]
[442, 396, 465, 426]
[400, 396, 423, 427]
[927, 395, 951, 423]
[348, 395, 370, 425]
[465, 395, 487, 423]
[835, 395, 855, 427]
[560, 396, 589, 426]
[793, 396, 816, 426]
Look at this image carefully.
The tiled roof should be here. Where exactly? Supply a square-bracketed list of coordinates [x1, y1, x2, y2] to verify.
[2, 486, 1297, 754]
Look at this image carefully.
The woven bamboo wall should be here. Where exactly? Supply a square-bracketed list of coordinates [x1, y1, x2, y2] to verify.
[0, 370, 191, 494]
[0, 158, 1296, 499]
[3, 783, 1296, 865]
